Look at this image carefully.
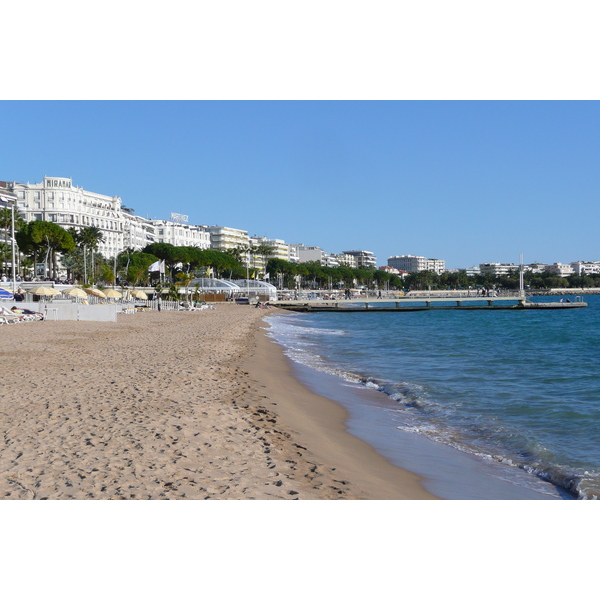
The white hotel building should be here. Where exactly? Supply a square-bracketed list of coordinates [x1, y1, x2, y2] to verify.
[11, 177, 127, 257]
[9, 176, 163, 258]
[153, 219, 210, 249]
[8, 176, 217, 259]
[388, 255, 446, 275]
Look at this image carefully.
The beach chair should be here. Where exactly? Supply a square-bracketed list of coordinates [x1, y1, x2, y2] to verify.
[8, 307, 44, 321]
[0, 306, 26, 324]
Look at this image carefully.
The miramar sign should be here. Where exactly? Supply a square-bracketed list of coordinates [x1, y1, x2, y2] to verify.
[44, 177, 72, 189]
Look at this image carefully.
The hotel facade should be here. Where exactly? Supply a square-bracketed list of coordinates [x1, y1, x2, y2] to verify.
[11, 177, 127, 257]
[7, 177, 214, 260]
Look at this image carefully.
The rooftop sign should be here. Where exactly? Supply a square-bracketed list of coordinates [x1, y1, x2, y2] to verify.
[170, 212, 188, 223]
[45, 177, 72, 189]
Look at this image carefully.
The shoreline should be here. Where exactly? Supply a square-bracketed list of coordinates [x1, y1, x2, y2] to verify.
[0, 305, 434, 499]
[261, 309, 568, 500]
[245, 311, 437, 499]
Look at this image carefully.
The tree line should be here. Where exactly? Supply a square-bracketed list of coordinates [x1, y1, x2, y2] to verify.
[2, 211, 599, 290]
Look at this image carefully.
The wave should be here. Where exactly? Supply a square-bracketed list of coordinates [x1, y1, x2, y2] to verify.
[263, 315, 599, 499]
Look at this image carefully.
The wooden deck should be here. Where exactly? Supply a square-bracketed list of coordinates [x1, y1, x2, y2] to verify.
[273, 296, 588, 312]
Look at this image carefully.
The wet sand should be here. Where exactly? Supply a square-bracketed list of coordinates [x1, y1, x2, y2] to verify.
[0, 304, 435, 499]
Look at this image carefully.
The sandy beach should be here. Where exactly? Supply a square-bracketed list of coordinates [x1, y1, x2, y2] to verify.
[0, 304, 435, 500]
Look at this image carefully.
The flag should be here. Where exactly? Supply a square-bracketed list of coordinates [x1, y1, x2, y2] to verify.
[206, 266, 213, 277]
[160, 260, 166, 274]
[264, 272, 270, 280]
[148, 260, 161, 272]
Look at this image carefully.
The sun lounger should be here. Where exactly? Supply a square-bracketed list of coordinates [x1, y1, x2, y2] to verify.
[9, 307, 44, 321]
[0, 306, 26, 324]
[0, 306, 43, 323]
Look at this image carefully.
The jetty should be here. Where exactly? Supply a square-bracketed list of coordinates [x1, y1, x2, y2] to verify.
[274, 295, 588, 313]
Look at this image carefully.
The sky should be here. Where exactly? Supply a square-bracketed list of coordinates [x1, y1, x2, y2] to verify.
[2, 100, 600, 269]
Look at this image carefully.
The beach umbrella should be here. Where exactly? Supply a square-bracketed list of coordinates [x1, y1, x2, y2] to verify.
[104, 289, 122, 299]
[131, 290, 148, 300]
[64, 287, 88, 298]
[0, 288, 13, 299]
[29, 285, 60, 296]
[85, 288, 107, 299]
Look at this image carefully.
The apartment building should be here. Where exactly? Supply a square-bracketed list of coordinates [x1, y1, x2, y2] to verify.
[333, 253, 358, 269]
[207, 225, 249, 253]
[525, 263, 549, 274]
[122, 211, 156, 251]
[546, 263, 575, 277]
[293, 245, 325, 263]
[464, 266, 481, 277]
[388, 255, 446, 275]
[479, 262, 520, 277]
[342, 250, 377, 269]
[153, 219, 210, 249]
[570, 261, 600, 276]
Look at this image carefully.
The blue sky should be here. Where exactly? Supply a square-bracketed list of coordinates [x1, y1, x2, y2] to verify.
[3, 100, 599, 269]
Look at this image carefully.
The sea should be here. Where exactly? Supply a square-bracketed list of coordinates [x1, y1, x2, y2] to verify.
[263, 294, 600, 500]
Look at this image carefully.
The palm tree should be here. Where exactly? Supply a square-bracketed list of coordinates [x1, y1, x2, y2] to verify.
[176, 271, 194, 304]
[253, 243, 275, 277]
[79, 226, 105, 283]
[223, 245, 246, 264]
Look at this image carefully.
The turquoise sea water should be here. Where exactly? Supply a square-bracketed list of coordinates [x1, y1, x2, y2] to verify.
[265, 296, 600, 499]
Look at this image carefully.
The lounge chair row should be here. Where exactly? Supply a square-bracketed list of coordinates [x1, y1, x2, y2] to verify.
[0, 305, 45, 324]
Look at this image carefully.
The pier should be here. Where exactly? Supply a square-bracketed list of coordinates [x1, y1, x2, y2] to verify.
[274, 296, 588, 312]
